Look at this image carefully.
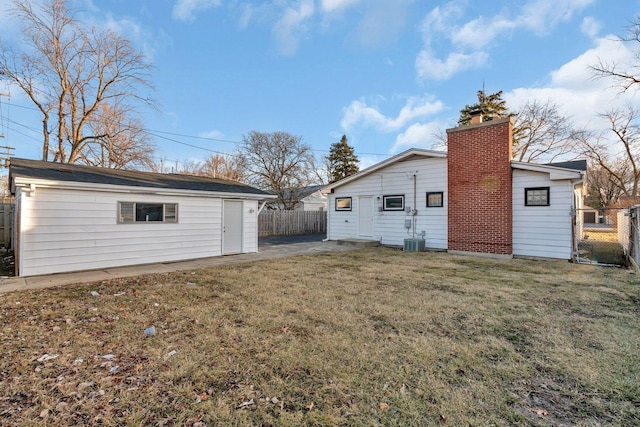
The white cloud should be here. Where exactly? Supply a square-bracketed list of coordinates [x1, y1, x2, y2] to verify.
[415, 49, 488, 81]
[517, 0, 594, 35]
[321, 0, 361, 13]
[272, 0, 315, 55]
[416, 0, 595, 82]
[452, 16, 515, 50]
[172, 0, 222, 22]
[391, 121, 445, 153]
[504, 36, 640, 131]
[199, 129, 225, 140]
[341, 96, 444, 132]
[580, 16, 601, 39]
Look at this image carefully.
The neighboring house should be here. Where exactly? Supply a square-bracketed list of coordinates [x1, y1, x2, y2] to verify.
[268, 185, 327, 211]
[295, 185, 327, 211]
[9, 158, 276, 276]
[323, 117, 586, 260]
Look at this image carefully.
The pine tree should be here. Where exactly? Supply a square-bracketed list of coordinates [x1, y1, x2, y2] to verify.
[328, 135, 359, 183]
[458, 89, 509, 125]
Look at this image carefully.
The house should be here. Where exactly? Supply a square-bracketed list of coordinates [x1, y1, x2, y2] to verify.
[9, 158, 276, 276]
[294, 185, 327, 211]
[267, 185, 327, 211]
[323, 117, 586, 260]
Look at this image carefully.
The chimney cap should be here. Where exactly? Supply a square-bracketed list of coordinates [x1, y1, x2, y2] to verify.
[469, 108, 483, 124]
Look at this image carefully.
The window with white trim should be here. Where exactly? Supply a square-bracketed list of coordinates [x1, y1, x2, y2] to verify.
[383, 195, 404, 211]
[118, 202, 178, 223]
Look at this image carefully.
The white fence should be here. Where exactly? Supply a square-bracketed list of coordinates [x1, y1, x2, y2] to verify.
[258, 210, 327, 237]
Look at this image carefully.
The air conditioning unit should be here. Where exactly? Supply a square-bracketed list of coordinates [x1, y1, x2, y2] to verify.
[403, 238, 425, 252]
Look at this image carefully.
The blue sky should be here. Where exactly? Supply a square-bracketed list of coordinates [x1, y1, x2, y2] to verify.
[1, 0, 639, 171]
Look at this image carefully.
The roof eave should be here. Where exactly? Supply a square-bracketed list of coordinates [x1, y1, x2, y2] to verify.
[322, 148, 447, 193]
[12, 176, 277, 200]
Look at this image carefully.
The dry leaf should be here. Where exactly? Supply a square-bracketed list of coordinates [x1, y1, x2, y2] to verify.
[379, 402, 389, 411]
[306, 402, 314, 411]
[532, 408, 548, 417]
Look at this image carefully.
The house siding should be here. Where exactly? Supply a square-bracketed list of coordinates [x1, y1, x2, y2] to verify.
[512, 170, 574, 259]
[327, 157, 448, 248]
[17, 187, 258, 276]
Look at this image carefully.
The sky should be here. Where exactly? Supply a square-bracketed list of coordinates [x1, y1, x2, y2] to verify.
[1, 0, 640, 172]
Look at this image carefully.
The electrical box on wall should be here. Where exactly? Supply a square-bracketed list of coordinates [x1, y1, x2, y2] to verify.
[404, 219, 412, 228]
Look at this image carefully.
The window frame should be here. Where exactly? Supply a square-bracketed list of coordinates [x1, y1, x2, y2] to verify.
[335, 197, 352, 211]
[383, 195, 405, 211]
[426, 191, 444, 208]
[118, 202, 179, 223]
[524, 187, 550, 207]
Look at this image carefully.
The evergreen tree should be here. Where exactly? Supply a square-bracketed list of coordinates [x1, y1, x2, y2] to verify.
[458, 89, 509, 125]
[327, 135, 359, 183]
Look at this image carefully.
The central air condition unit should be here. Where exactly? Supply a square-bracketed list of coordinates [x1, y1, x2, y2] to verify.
[403, 238, 425, 252]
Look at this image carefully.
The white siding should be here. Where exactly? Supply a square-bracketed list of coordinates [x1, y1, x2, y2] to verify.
[18, 187, 259, 276]
[297, 191, 327, 211]
[327, 157, 448, 249]
[512, 170, 574, 259]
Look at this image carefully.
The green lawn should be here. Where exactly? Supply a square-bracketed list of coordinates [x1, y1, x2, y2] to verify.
[1, 248, 638, 426]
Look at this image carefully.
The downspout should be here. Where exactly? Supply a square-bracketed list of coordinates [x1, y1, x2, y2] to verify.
[413, 174, 417, 238]
[570, 175, 583, 262]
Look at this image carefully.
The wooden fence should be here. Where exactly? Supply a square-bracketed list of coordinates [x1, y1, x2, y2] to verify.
[0, 203, 13, 248]
[258, 210, 327, 237]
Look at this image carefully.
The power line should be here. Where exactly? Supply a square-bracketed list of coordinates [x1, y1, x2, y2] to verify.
[2, 100, 391, 158]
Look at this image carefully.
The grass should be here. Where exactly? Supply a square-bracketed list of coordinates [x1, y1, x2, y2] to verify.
[0, 248, 639, 426]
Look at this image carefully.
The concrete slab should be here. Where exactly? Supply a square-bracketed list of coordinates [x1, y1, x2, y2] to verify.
[0, 239, 361, 294]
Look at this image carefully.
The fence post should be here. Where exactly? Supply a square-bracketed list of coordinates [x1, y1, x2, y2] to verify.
[631, 206, 640, 267]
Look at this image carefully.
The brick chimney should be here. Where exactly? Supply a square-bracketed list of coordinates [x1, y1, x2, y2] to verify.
[446, 117, 513, 256]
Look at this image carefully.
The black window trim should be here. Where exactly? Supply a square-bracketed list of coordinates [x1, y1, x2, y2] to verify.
[335, 197, 352, 211]
[383, 194, 405, 211]
[524, 187, 550, 207]
[426, 191, 444, 208]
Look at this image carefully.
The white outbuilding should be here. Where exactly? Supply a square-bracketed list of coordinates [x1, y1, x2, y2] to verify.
[9, 158, 276, 276]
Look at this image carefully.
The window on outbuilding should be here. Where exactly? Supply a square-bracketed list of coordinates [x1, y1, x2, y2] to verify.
[335, 197, 352, 211]
[426, 192, 444, 208]
[383, 195, 404, 211]
[118, 202, 178, 223]
[524, 187, 550, 206]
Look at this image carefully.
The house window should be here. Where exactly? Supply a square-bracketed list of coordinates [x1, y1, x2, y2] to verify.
[426, 192, 443, 207]
[524, 187, 550, 206]
[335, 197, 352, 211]
[383, 195, 404, 211]
[118, 202, 178, 223]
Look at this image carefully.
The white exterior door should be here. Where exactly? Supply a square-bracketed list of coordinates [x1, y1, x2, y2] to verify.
[223, 200, 243, 254]
[358, 196, 374, 237]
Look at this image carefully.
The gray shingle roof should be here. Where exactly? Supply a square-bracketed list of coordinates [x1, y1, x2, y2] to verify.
[545, 159, 587, 171]
[9, 158, 273, 196]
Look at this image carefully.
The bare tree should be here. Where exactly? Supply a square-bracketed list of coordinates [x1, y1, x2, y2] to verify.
[590, 17, 640, 91]
[512, 99, 579, 162]
[584, 164, 626, 208]
[200, 153, 247, 182]
[579, 106, 640, 199]
[81, 103, 155, 170]
[0, 0, 155, 166]
[240, 131, 318, 210]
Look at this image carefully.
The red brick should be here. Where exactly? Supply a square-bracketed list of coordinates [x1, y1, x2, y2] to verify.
[446, 118, 513, 255]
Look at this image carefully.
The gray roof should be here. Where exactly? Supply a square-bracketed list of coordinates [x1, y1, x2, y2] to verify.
[9, 158, 272, 196]
[545, 159, 587, 171]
